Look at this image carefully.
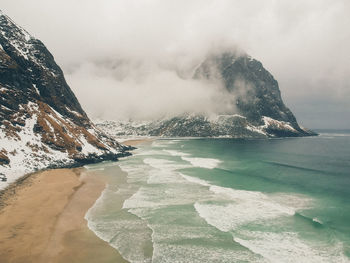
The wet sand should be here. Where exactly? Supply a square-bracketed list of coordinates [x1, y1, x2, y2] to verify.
[123, 138, 153, 146]
[0, 168, 128, 263]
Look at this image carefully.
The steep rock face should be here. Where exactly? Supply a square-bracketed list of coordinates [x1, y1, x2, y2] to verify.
[194, 52, 298, 126]
[180, 51, 316, 137]
[0, 11, 129, 186]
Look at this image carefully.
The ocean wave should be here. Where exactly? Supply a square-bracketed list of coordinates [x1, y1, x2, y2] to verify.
[86, 183, 153, 263]
[89, 209, 153, 263]
[180, 176, 310, 232]
[143, 158, 191, 171]
[163, 149, 190, 157]
[151, 140, 178, 148]
[180, 173, 211, 187]
[181, 156, 222, 169]
[294, 212, 325, 227]
[194, 195, 295, 233]
[152, 242, 261, 263]
[233, 231, 349, 263]
[86, 141, 350, 263]
[122, 154, 334, 263]
[118, 163, 151, 185]
[265, 161, 333, 175]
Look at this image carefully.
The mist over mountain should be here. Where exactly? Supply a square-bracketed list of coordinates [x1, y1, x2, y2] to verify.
[66, 45, 244, 121]
[2, 0, 349, 128]
[66, 57, 229, 120]
[94, 49, 315, 138]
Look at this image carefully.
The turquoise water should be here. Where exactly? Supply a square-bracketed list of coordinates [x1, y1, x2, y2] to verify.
[85, 131, 350, 263]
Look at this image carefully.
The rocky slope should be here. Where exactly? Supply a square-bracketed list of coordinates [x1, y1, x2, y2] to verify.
[97, 51, 315, 138]
[0, 11, 129, 187]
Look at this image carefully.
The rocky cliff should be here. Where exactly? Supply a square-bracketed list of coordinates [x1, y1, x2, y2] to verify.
[0, 11, 129, 187]
[193, 51, 311, 136]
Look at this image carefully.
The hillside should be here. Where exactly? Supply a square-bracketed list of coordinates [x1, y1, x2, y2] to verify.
[0, 11, 129, 187]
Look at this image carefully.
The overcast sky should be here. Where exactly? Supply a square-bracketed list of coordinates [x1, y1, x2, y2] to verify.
[2, 0, 350, 128]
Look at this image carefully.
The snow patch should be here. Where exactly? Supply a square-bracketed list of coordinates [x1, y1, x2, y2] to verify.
[33, 84, 40, 95]
[262, 116, 297, 132]
[65, 106, 82, 117]
[0, 102, 124, 191]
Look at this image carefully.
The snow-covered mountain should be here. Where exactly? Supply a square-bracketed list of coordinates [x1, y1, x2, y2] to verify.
[0, 11, 130, 188]
[96, 52, 316, 138]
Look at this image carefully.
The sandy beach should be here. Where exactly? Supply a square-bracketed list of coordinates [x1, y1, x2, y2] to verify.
[0, 139, 152, 263]
[122, 138, 153, 146]
[0, 168, 128, 263]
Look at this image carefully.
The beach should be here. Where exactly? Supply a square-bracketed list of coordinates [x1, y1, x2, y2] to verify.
[122, 138, 153, 146]
[0, 168, 128, 263]
[0, 139, 153, 263]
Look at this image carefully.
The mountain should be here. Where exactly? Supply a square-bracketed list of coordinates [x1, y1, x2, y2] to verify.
[0, 11, 129, 186]
[96, 52, 316, 138]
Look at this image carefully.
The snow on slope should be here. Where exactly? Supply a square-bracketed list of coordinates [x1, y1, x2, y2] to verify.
[0, 11, 129, 190]
[0, 101, 127, 190]
[95, 114, 311, 139]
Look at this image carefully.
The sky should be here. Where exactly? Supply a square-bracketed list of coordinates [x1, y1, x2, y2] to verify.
[2, 0, 350, 128]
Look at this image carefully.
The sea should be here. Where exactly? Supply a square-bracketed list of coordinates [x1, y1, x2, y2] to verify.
[85, 130, 350, 263]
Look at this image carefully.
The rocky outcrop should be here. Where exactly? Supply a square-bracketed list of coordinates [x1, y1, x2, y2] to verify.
[0, 11, 129, 186]
[187, 51, 316, 137]
[96, 114, 315, 139]
[195, 53, 294, 124]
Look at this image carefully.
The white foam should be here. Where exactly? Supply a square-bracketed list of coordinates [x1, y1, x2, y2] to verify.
[181, 157, 222, 169]
[312, 217, 323, 224]
[143, 158, 190, 171]
[194, 186, 299, 232]
[268, 192, 313, 211]
[123, 177, 208, 210]
[152, 243, 261, 263]
[88, 211, 153, 263]
[143, 158, 174, 169]
[180, 173, 211, 187]
[151, 140, 176, 148]
[147, 169, 185, 184]
[86, 184, 153, 263]
[211, 186, 296, 215]
[163, 149, 190, 157]
[234, 231, 350, 263]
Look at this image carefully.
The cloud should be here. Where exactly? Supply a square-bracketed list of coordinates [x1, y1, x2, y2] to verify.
[66, 60, 235, 120]
[2, 0, 350, 127]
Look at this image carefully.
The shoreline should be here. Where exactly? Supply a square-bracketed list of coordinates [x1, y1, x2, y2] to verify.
[122, 138, 153, 146]
[0, 138, 150, 263]
[0, 168, 128, 263]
